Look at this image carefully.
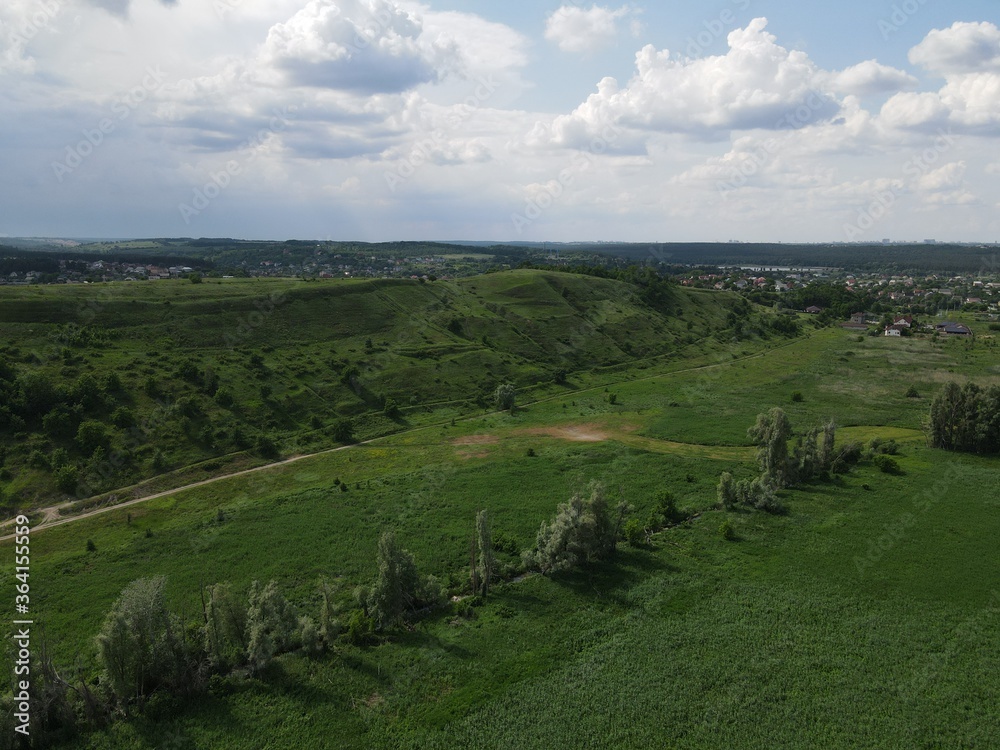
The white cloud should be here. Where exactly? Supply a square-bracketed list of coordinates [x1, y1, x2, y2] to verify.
[915, 161, 966, 191]
[826, 60, 918, 96]
[879, 24, 1000, 135]
[909, 21, 1000, 75]
[545, 4, 632, 54]
[260, 0, 438, 93]
[535, 18, 840, 148]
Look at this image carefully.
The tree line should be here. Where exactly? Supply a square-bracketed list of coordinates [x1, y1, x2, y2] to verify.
[929, 382, 1000, 455]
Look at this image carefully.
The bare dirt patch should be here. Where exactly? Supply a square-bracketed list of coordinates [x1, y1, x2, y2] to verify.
[451, 434, 501, 446]
[524, 424, 610, 442]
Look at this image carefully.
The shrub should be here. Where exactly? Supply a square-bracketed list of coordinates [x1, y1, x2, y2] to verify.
[905, 384, 920, 398]
[383, 397, 400, 419]
[791, 391, 804, 402]
[720, 520, 737, 541]
[111, 407, 135, 428]
[872, 454, 903, 475]
[831, 442, 862, 474]
[868, 437, 899, 455]
[623, 518, 646, 547]
[86, 539, 97, 552]
[214, 388, 235, 408]
[254, 435, 280, 459]
[330, 419, 355, 444]
[27, 450, 49, 470]
[54, 465, 78, 494]
[491, 531, 520, 557]
[76, 420, 110, 453]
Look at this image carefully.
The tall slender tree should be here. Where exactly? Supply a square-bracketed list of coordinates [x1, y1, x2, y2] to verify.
[475, 510, 495, 598]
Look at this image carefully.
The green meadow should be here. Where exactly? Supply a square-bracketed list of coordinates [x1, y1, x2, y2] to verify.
[1, 276, 998, 748]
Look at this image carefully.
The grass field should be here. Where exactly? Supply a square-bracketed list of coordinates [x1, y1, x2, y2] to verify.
[0, 271, 763, 507]
[1, 283, 999, 748]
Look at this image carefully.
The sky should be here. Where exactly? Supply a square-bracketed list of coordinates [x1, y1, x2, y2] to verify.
[1, 0, 999, 243]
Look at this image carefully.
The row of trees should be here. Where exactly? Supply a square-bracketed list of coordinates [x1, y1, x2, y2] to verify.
[928, 381, 1000, 455]
[717, 408, 841, 514]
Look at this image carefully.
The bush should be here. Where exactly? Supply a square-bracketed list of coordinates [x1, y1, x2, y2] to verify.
[76, 420, 110, 453]
[868, 437, 899, 455]
[54, 465, 78, 494]
[791, 391, 804, 402]
[214, 388, 235, 408]
[330, 419, 355, 444]
[383, 397, 400, 419]
[831, 442, 862, 474]
[905, 384, 920, 398]
[872, 454, 903, 475]
[491, 531, 520, 557]
[720, 520, 737, 541]
[623, 518, 646, 547]
[111, 407, 135, 428]
[343, 609, 375, 645]
[254, 435, 280, 459]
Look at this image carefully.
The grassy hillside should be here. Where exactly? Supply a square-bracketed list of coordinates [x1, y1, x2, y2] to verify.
[2, 319, 999, 748]
[0, 271, 771, 510]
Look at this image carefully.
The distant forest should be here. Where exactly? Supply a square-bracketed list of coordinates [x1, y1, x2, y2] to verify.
[503, 242, 999, 274]
[2, 239, 997, 276]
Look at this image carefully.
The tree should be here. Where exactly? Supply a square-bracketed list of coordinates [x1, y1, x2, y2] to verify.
[929, 382, 1000, 455]
[318, 578, 344, 644]
[366, 532, 419, 631]
[76, 420, 110, 455]
[383, 397, 400, 419]
[95, 577, 186, 709]
[245, 580, 296, 673]
[717, 472, 737, 510]
[819, 420, 837, 472]
[330, 418, 355, 444]
[747, 407, 793, 487]
[526, 482, 629, 574]
[494, 383, 516, 413]
[475, 510, 495, 598]
[203, 583, 247, 672]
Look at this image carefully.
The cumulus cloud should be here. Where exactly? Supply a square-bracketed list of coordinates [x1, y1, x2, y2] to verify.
[879, 23, 1000, 135]
[261, 0, 438, 93]
[545, 4, 633, 54]
[909, 21, 1000, 75]
[915, 161, 966, 191]
[535, 18, 840, 149]
[826, 60, 918, 96]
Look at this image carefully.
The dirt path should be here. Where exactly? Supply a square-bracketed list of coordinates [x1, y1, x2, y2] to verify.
[0, 333, 816, 543]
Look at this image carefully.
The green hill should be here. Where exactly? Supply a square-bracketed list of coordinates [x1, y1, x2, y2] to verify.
[0, 271, 776, 509]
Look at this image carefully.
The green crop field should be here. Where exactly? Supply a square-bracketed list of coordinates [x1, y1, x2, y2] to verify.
[1, 274, 998, 749]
